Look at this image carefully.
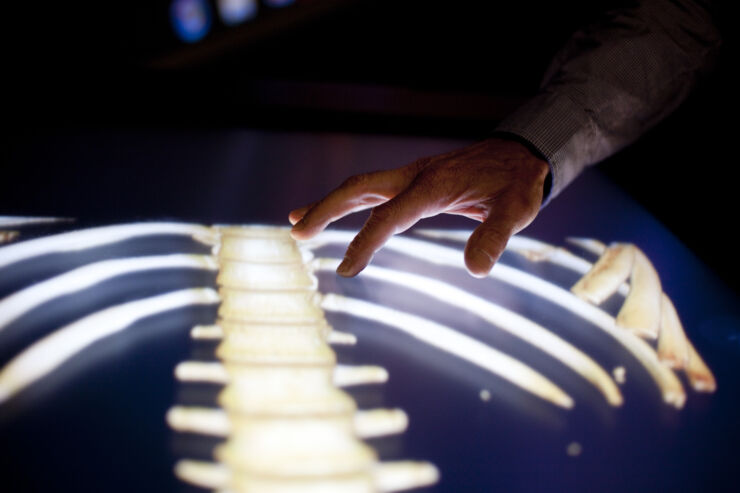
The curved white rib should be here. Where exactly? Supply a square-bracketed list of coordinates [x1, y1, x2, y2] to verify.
[0, 288, 220, 404]
[0, 254, 218, 330]
[320, 293, 574, 409]
[0, 222, 214, 269]
[316, 259, 622, 407]
[0, 216, 74, 228]
[305, 231, 685, 408]
[416, 229, 629, 296]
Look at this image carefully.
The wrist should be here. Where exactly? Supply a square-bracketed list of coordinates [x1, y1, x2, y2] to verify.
[485, 135, 552, 205]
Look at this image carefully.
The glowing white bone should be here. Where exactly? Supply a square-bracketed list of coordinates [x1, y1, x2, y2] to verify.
[218, 288, 324, 323]
[0, 222, 214, 269]
[190, 323, 357, 345]
[327, 330, 358, 345]
[616, 247, 662, 339]
[0, 288, 220, 404]
[215, 323, 337, 366]
[0, 216, 73, 228]
[353, 408, 409, 439]
[571, 243, 635, 305]
[566, 237, 608, 256]
[175, 361, 229, 384]
[0, 254, 218, 331]
[492, 263, 684, 408]
[0, 231, 19, 244]
[191, 324, 225, 339]
[321, 294, 573, 409]
[175, 460, 231, 490]
[657, 294, 690, 369]
[167, 406, 232, 436]
[217, 259, 318, 290]
[333, 365, 389, 386]
[316, 259, 621, 407]
[215, 417, 378, 476]
[686, 338, 717, 392]
[304, 231, 684, 408]
[174, 361, 388, 388]
[215, 225, 311, 263]
[175, 459, 439, 493]
[374, 461, 440, 493]
[166, 406, 408, 439]
[218, 365, 357, 416]
[568, 239, 714, 393]
[417, 229, 629, 295]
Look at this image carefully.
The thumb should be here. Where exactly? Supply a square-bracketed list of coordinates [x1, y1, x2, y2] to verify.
[464, 212, 516, 278]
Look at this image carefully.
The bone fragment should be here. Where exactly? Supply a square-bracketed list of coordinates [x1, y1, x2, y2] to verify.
[333, 365, 389, 386]
[0, 231, 19, 244]
[327, 330, 358, 345]
[572, 243, 634, 305]
[306, 232, 684, 408]
[175, 460, 230, 490]
[191, 324, 224, 339]
[175, 361, 388, 388]
[657, 294, 690, 369]
[167, 406, 231, 436]
[167, 406, 407, 439]
[0, 215, 73, 228]
[617, 247, 662, 339]
[374, 461, 440, 492]
[686, 339, 717, 392]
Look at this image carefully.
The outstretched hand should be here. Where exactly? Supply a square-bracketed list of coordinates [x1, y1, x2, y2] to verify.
[289, 138, 550, 278]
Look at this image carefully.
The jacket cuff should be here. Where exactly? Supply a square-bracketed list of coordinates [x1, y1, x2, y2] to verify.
[494, 89, 596, 206]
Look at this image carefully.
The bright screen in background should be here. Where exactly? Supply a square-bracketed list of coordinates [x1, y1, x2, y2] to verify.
[171, 0, 296, 43]
[170, 0, 213, 43]
[218, 0, 259, 26]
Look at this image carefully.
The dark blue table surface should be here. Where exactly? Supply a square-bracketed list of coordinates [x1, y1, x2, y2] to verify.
[1, 129, 738, 492]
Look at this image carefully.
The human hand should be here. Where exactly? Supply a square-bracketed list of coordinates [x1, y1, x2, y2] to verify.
[289, 138, 550, 278]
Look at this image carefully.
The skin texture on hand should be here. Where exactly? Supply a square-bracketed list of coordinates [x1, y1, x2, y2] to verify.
[289, 138, 550, 278]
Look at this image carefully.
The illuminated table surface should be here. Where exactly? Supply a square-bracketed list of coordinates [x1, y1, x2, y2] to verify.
[1, 130, 739, 492]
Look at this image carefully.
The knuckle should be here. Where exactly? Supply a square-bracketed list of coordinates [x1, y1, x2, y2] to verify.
[405, 157, 432, 175]
[341, 173, 370, 190]
[474, 225, 511, 252]
[368, 203, 395, 224]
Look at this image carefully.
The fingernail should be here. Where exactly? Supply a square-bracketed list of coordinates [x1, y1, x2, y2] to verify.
[468, 248, 492, 278]
[337, 258, 353, 276]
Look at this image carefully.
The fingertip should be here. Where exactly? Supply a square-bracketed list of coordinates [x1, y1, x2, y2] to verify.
[465, 247, 494, 278]
[288, 206, 309, 225]
[338, 254, 370, 277]
[289, 226, 308, 240]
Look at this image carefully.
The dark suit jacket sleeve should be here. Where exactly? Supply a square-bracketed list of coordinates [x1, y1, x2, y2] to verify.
[495, 0, 721, 204]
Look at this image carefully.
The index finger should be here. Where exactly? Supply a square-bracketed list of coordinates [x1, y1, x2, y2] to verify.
[336, 179, 439, 276]
[290, 166, 418, 240]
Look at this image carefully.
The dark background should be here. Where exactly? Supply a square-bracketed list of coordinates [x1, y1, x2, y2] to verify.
[3, 0, 737, 290]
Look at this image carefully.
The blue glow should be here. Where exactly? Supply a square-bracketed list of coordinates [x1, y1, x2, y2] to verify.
[170, 0, 213, 43]
[265, 0, 295, 8]
[217, 0, 258, 26]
